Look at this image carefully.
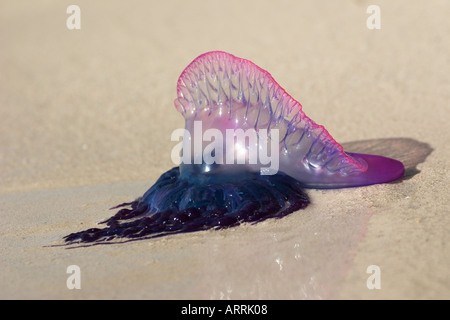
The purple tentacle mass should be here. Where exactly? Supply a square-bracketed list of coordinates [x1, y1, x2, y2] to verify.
[64, 167, 309, 243]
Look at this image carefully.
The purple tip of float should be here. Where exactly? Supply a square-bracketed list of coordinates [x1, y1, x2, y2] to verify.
[345, 152, 405, 187]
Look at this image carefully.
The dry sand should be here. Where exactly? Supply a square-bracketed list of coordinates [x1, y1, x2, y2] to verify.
[1, 0, 449, 299]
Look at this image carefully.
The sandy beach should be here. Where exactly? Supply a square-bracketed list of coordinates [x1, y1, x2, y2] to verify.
[1, 0, 449, 299]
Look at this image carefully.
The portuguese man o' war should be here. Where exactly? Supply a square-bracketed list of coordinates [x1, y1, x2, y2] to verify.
[64, 51, 404, 244]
